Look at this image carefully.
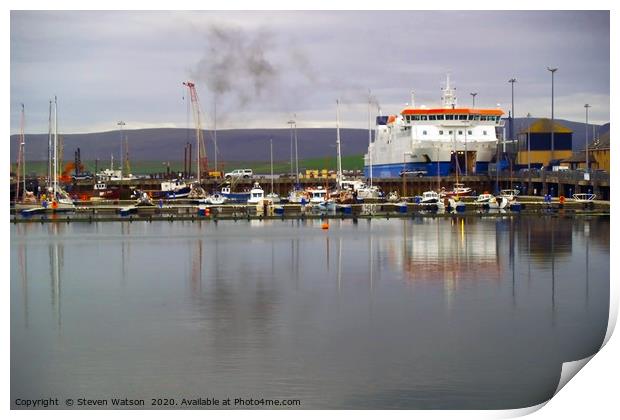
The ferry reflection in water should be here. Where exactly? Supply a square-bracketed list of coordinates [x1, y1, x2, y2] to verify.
[11, 216, 609, 409]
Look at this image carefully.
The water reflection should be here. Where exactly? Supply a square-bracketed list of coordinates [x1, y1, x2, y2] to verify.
[11, 216, 609, 409]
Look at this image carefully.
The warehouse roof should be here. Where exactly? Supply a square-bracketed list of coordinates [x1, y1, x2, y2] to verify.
[519, 118, 573, 134]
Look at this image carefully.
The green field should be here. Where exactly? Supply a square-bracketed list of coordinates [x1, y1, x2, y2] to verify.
[15, 155, 365, 176]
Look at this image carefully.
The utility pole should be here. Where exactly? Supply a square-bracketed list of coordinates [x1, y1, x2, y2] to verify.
[547, 67, 558, 164]
[584, 104, 591, 172]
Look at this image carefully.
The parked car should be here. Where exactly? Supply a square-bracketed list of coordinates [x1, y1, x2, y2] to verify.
[399, 169, 427, 177]
[224, 169, 253, 179]
[72, 172, 93, 181]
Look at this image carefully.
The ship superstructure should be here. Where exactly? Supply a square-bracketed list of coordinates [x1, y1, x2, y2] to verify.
[364, 75, 505, 177]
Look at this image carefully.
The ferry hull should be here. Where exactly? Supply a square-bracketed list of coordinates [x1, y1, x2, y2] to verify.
[364, 161, 491, 178]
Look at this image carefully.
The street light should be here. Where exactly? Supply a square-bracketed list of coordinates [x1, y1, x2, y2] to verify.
[584, 104, 591, 172]
[547, 67, 558, 164]
[508, 78, 517, 142]
[470, 92, 477, 108]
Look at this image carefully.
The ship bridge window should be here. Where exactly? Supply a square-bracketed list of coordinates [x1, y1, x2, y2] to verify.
[468, 115, 475, 120]
[421, 115, 428, 120]
[446, 115, 454, 120]
[480, 116, 488, 121]
[459, 115, 467, 120]
[413, 115, 420, 121]
[429, 115, 436, 120]
[436, 114, 444, 120]
[473, 115, 480, 121]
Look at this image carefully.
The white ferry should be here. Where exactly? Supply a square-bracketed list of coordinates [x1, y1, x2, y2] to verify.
[364, 75, 505, 178]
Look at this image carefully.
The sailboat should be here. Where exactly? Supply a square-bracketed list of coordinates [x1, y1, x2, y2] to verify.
[441, 134, 471, 197]
[356, 95, 382, 201]
[13, 104, 36, 207]
[21, 97, 75, 215]
[266, 138, 281, 203]
[420, 149, 444, 209]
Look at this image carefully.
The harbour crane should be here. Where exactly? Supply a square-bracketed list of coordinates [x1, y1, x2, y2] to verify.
[183, 81, 209, 183]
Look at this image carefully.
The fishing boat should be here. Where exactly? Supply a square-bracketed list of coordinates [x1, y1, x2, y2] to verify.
[420, 190, 441, 204]
[221, 184, 251, 203]
[447, 196, 466, 212]
[161, 179, 191, 199]
[364, 74, 504, 177]
[307, 186, 328, 204]
[247, 182, 265, 204]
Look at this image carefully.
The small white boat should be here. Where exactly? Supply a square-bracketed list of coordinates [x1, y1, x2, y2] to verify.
[247, 182, 265, 204]
[476, 193, 494, 203]
[572, 193, 596, 202]
[205, 193, 227, 205]
[288, 189, 308, 204]
[266, 192, 281, 203]
[500, 189, 520, 201]
[356, 184, 382, 200]
[420, 191, 441, 204]
[441, 183, 472, 197]
[387, 191, 400, 202]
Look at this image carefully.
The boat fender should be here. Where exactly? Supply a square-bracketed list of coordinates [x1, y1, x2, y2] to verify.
[42, 200, 48, 208]
[52, 201, 58, 209]
[559, 195, 565, 204]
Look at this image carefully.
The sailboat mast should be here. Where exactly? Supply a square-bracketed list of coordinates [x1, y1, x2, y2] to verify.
[270, 138, 274, 194]
[336, 99, 342, 187]
[47, 100, 52, 189]
[53, 96, 58, 197]
[21, 104, 26, 195]
[214, 99, 218, 172]
[368, 91, 373, 187]
[294, 114, 299, 184]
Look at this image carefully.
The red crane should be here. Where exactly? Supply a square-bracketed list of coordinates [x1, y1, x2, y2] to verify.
[183, 81, 208, 182]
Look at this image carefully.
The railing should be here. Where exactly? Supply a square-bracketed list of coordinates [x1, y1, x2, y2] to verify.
[489, 169, 609, 183]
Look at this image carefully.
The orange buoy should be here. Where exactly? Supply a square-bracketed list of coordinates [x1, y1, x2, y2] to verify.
[51, 201, 58, 209]
[559, 195, 565, 204]
[321, 222, 329, 230]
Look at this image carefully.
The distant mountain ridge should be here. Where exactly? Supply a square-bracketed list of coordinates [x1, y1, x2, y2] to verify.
[10, 118, 609, 163]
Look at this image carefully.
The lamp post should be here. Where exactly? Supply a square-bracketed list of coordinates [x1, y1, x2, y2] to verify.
[584, 104, 591, 172]
[508, 78, 517, 143]
[470, 92, 477, 108]
[547, 67, 558, 164]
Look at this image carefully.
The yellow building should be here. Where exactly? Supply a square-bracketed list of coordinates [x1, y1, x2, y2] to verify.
[517, 118, 573, 168]
[588, 132, 610, 173]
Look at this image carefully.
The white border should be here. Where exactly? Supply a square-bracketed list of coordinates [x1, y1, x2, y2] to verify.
[4, 2, 616, 419]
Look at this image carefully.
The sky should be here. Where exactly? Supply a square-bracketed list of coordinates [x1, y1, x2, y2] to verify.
[10, 10, 610, 134]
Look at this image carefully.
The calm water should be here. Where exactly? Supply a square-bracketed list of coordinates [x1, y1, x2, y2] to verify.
[11, 215, 609, 409]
